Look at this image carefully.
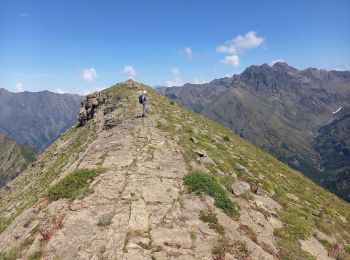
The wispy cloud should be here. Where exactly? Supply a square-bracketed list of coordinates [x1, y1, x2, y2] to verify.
[217, 31, 264, 67]
[166, 67, 185, 87]
[166, 68, 208, 86]
[122, 65, 137, 79]
[52, 86, 104, 96]
[18, 13, 30, 18]
[179, 47, 194, 60]
[192, 78, 209, 84]
[270, 59, 285, 66]
[332, 64, 347, 71]
[15, 82, 24, 92]
[82, 68, 97, 81]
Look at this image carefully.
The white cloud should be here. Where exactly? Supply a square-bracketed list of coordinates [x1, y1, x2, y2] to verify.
[184, 47, 193, 59]
[221, 55, 240, 67]
[166, 68, 184, 87]
[270, 59, 285, 66]
[179, 47, 194, 60]
[82, 68, 97, 81]
[15, 82, 24, 92]
[122, 65, 137, 79]
[217, 31, 264, 55]
[166, 68, 209, 86]
[192, 78, 208, 84]
[171, 67, 180, 75]
[333, 64, 347, 71]
[54, 88, 65, 94]
[217, 31, 264, 67]
[52, 86, 104, 96]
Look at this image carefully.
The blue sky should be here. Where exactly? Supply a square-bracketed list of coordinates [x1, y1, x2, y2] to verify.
[1, 0, 349, 94]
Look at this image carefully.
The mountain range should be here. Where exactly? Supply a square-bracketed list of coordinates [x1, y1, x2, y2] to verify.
[0, 80, 349, 259]
[0, 88, 82, 151]
[158, 62, 350, 202]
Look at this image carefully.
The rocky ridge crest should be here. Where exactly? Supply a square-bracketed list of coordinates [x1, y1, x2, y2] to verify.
[0, 80, 349, 259]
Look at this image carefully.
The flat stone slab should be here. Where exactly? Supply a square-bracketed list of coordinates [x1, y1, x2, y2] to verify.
[232, 181, 250, 196]
[254, 195, 282, 215]
[300, 236, 334, 260]
[129, 199, 149, 232]
[151, 227, 192, 249]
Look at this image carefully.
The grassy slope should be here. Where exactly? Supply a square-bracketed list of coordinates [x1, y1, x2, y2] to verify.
[146, 85, 350, 257]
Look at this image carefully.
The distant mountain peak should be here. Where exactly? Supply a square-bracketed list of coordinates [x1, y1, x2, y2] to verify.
[272, 62, 297, 72]
[0, 88, 10, 94]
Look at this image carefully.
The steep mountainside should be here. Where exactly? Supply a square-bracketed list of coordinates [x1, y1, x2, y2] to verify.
[159, 63, 350, 200]
[0, 88, 82, 151]
[0, 80, 349, 259]
[0, 135, 37, 187]
[314, 106, 350, 201]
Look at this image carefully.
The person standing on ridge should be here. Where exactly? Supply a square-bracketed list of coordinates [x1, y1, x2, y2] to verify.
[139, 90, 147, 117]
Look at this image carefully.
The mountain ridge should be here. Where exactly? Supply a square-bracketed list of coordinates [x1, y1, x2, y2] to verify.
[0, 134, 37, 188]
[0, 89, 83, 151]
[0, 80, 349, 259]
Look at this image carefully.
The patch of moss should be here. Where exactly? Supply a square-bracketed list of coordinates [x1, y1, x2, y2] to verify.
[48, 168, 102, 201]
[183, 171, 237, 217]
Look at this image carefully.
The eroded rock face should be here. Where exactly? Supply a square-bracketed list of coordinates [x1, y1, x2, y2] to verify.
[78, 93, 100, 126]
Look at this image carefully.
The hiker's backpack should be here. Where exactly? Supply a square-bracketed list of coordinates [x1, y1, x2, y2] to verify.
[139, 95, 143, 104]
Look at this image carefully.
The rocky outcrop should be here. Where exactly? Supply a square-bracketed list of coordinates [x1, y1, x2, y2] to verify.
[78, 93, 100, 126]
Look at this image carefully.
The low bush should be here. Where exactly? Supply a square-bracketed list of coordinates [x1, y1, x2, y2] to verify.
[183, 171, 237, 217]
[98, 212, 114, 226]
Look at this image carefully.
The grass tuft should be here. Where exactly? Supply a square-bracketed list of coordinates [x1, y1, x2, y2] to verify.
[199, 209, 225, 235]
[183, 171, 237, 217]
[48, 168, 101, 201]
[98, 212, 114, 226]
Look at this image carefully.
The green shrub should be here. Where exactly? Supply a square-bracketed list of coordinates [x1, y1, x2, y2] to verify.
[98, 212, 114, 226]
[48, 168, 101, 201]
[223, 135, 230, 142]
[183, 172, 237, 217]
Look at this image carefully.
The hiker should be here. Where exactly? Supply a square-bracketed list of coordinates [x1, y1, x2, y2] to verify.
[139, 90, 147, 117]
